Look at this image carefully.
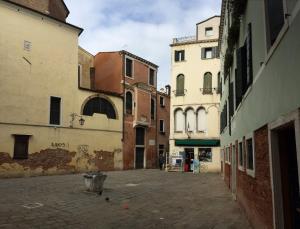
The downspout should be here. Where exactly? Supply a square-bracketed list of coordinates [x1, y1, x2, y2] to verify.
[122, 52, 125, 168]
[155, 70, 158, 168]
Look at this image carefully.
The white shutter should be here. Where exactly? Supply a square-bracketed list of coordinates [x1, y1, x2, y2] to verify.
[197, 108, 206, 132]
[175, 110, 184, 131]
[186, 109, 195, 132]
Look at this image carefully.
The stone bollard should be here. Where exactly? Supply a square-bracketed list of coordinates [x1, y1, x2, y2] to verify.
[83, 171, 107, 195]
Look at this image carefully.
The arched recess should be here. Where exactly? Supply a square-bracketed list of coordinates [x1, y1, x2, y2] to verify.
[174, 108, 184, 132]
[197, 107, 207, 132]
[125, 91, 133, 114]
[81, 94, 118, 119]
[203, 72, 212, 94]
[185, 108, 195, 132]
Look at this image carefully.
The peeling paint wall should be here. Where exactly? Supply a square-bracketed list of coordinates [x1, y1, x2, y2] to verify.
[0, 1, 123, 178]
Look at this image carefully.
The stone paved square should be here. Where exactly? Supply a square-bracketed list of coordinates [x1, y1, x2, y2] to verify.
[0, 170, 251, 229]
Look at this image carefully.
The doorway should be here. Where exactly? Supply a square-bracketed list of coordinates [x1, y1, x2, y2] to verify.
[184, 148, 194, 172]
[135, 127, 145, 169]
[271, 121, 300, 228]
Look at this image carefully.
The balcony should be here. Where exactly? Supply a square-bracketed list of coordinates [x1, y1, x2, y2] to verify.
[173, 36, 196, 44]
[200, 88, 221, 95]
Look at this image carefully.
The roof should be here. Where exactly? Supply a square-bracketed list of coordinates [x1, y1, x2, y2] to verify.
[60, 0, 70, 17]
[95, 50, 159, 68]
[170, 38, 219, 47]
[196, 15, 221, 25]
[1, 0, 83, 35]
[218, 0, 227, 48]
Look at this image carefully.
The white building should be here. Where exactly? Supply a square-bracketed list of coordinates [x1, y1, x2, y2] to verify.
[169, 16, 221, 172]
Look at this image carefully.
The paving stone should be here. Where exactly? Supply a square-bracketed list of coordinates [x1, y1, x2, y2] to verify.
[0, 170, 251, 228]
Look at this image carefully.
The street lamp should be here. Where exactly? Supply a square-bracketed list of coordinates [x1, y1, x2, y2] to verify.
[70, 113, 85, 127]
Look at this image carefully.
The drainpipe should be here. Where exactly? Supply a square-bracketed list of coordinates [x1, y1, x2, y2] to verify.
[122, 52, 125, 168]
[155, 70, 158, 168]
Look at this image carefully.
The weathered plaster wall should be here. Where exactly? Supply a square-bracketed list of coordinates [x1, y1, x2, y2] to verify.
[78, 46, 94, 89]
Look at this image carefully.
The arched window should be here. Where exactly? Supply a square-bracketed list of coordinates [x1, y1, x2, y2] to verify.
[125, 91, 133, 114]
[203, 72, 212, 94]
[83, 97, 117, 119]
[174, 109, 184, 132]
[197, 108, 207, 132]
[176, 74, 185, 96]
[186, 108, 195, 132]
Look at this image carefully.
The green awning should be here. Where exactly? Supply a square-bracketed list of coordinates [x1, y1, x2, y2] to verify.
[175, 139, 220, 147]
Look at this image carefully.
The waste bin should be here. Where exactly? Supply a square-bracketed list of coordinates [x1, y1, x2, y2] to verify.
[83, 171, 107, 194]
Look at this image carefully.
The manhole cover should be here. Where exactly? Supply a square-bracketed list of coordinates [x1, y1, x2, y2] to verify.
[22, 202, 43, 209]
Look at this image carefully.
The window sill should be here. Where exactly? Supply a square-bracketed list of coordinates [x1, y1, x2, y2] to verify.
[125, 75, 134, 79]
[238, 165, 245, 172]
[160, 132, 166, 135]
[246, 168, 255, 178]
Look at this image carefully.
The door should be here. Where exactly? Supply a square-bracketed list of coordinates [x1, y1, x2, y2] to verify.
[231, 145, 237, 199]
[135, 147, 144, 169]
[277, 123, 300, 229]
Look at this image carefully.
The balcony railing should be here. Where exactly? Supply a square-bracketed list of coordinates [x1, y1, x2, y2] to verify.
[200, 88, 221, 95]
[173, 36, 196, 44]
[173, 89, 187, 96]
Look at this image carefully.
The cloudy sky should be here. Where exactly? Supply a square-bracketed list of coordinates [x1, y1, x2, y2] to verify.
[64, 0, 222, 89]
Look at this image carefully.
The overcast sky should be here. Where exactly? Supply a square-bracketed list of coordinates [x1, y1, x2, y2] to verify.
[64, 0, 222, 89]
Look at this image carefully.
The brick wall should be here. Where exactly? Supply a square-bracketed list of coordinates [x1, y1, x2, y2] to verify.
[236, 125, 273, 229]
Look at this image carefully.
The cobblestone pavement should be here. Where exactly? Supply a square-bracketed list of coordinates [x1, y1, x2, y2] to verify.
[0, 170, 251, 229]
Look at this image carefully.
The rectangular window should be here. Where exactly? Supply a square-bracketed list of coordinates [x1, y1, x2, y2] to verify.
[205, 48, 212, 58]
[174, 50, 185, 62]
[159, 144, 165, 155]
[199, 148, 212, 162]
[13, 135, 30, 159]
[264, 0, 285, 50]
[151, 98, 155, 120]
[238, 141, 244, 168]
[136, 128, 145, 145]
[160, 96, 165, 107]
[246, 138, 254, 170]
[159, 120, 165, 133]
[126, 58, 133, 77]
[50, 97, 61, 125]
[149, 68, 155, 86]
[205, 27, 213, 37]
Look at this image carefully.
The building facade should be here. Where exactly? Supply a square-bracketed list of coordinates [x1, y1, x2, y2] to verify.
[0, 0, 123, 177]
[93, 51, 170, 170]
[169, 16, 221, 172]
[219, 0, 300, 228]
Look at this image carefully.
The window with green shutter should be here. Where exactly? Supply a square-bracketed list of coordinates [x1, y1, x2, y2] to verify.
[176, 74, 185, 96]
[203, 72, 212, 94]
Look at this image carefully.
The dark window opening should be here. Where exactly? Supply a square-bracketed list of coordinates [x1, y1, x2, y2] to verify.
[151, 98, 155, 120]
[83, 97, 116, 119]
[126, 58, 133, 77]
[50, 97, 61, 125]
[247, 138, 254, 170]
[264, 0, 285, 50]
[159, 120, 165, 133]
[13, 135, 30, 160]
[126, 91, 133, 115]
[149, 68, 155, 86]
[239, 142, 243, 167]
[136, 127, 145, 145]
[175, 50, 185, 62]
[160, 96, 165, 107]
[205, 27, 213, 36]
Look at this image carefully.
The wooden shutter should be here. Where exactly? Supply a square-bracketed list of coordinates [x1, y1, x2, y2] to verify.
[201, 48, 205, 59]
[229, 82, 234, 117]
[175, 51, 179, 61]
[176, 75, 184, 95]
[246, 24, 253, 87]
[181, 50, 185, 61]
[236, 45, 247, 97]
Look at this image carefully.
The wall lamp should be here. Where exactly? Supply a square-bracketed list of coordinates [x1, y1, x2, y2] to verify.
[70, 113, 85, 127]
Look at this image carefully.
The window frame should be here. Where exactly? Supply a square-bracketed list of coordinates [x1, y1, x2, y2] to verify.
[174, 50, 185, 62]
[159, 119, 165, 133]
[125, 91, 133, 115]
[49, 96, 62, 126]
[160, 96, 165, 107]
[225, 146, 231, 165]
[13, 134, 30, 160]
[148, 67, 156, 86]
[174, 108, 184, 133]
[204, 47, 213, 59]
[125, 56, 134, 79]
[197, 107, 207, 132]
[205, 27, 213, 37]
[238, 138, 245, 171]
[245, 133, 255, 177]
[150, 98, 156, 120]
[176, 74, 185, 96]
[198, 147, 212, 162]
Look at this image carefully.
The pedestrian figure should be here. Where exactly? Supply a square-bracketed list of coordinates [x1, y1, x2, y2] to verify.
[159, 153, 164, 170]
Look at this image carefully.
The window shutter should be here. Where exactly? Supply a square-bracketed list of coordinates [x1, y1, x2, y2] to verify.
[212, 47, 217, 58]
[175, 51, 179, 61]
[246, 23, 253, 87]
[181, 50, 185, 61]
[236, 45, 247, 98]
[201, 48, 205, 59]
[229, 82, 234, 117]
[216, 46, 220, 58]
